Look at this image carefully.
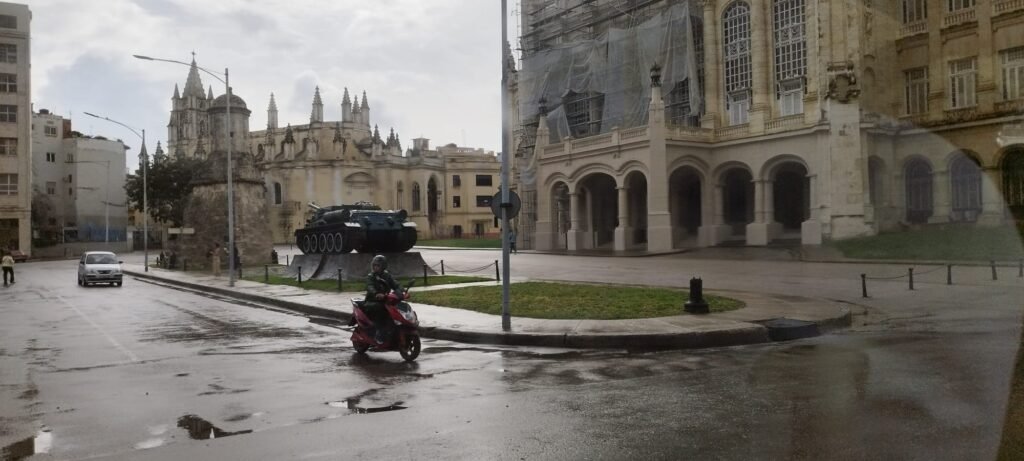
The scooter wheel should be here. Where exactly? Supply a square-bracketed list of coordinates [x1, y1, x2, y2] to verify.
[353, 341, 369, 354]
[399, 334, 421, 362]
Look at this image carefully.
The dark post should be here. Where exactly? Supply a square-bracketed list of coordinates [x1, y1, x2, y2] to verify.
[992, 260, 998, 281]
[861, 274, 868, 298]
[264, 265, 269, 283]
[441, 260, 445, 275]
[947, 264, 952, 285]
[495, 260, 500, 282]
[423, 264, 428, 286]
[908, 268, 914, 290]
[286, 254, 290, 266]
[684, 277, 710, 314]
[338, 269, 343, 291]
[298, 266, 302, 285]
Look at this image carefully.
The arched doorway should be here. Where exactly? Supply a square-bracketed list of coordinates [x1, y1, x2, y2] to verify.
[625, 171, 648, 246]
[772, 162, 809, 231]
[905, 158, 933, 224]
[722, 168, 754, 236]
[551, 182, 571, 249]
[950, 152, 982, 222]
[427, 176, 440, 224]
[868, 157, 885, 207]
[1002, 147, 1024, 220]
[578, 173, 617, 249]
[669, 166, 702, 247]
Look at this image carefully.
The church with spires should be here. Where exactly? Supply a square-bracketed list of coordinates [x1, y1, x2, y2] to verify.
[166, 58, 503, 244]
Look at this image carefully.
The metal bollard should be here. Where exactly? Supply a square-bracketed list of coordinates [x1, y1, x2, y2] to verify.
[298, 266, 302, 285]
[423, 264, 429, 286]
[338, 269, 343, 291]
[265, 265, 269, 283]
[441, 260, 445, 276]
[286, 254, 290, 266]
[947, 264, 952, 285]
[992, 260, 998, 281]
[908, 268, 914, 290]
[495, 260, 500, 282]
[684, 277, 709, 314]
[861, 274, 868, 298]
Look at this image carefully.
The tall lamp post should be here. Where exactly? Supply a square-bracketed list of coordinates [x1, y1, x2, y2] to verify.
[83, 112, 148, 271]
[134, 54, 236, 286]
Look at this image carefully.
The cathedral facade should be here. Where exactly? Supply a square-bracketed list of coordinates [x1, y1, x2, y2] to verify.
[166, 61, 503, 244]
[512, 0, 1024, 252]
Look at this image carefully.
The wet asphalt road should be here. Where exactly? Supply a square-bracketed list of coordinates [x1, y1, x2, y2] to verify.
[0, 253, 1022, 460]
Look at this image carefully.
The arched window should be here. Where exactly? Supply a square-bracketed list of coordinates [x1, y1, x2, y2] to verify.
[397, 181, 404, 210]
[905, 158, 933, 224]
[273, 182, 282, 205]
[773, 0, 806, 116]
[950, 153, 982, 222]
[723, 2, 752, 125]
[411, 182, 421, 212]
[1002, 147, 1024, 219]
[564, 91, 605, 138]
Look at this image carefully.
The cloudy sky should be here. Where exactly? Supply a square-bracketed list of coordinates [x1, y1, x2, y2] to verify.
[30, 0, 515, 171]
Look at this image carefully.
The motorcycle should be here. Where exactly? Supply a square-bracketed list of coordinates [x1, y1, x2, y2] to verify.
[349, 280, 421, 362]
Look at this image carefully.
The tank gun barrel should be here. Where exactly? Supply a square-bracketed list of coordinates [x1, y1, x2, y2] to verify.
[307, 203, 322, 212]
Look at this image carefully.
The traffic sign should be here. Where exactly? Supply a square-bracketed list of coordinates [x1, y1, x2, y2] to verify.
[491, 191, 522, 219]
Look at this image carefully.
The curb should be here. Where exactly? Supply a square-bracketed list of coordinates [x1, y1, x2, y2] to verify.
[125, 269, 825, 350]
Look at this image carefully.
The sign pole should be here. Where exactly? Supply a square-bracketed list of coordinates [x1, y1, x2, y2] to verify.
[500, 0, 511, 332]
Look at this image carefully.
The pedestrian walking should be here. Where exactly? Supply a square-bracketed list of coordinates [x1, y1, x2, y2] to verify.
[1, 251, 14, 286]
[233, 244, 241, 276]
[509, 229, 517, 254]
[209, 243, 223, 276]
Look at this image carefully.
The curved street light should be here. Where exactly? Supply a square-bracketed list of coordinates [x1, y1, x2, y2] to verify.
[83, 111, 149, 271]
[133, 54, 236, 286]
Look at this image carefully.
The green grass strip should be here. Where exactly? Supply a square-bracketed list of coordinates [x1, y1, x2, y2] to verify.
[830, 225, 1024, 261]
[417, 238, 502, 248]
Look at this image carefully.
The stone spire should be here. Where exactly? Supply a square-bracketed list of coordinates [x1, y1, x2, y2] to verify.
[341, 87, 352, 122]
[267, 93, 278, 129]
[139, 139, 149, 164]
[311, 86, 324, 123]
[373, 124, 381, 143]
[183, 57, 205, 99]
[154, 141, 165, 158]
[172, 84, 180, 99]
[351, 96, 362, 125]
[360, 91, 370, 125]
[207, 85, 214, 100]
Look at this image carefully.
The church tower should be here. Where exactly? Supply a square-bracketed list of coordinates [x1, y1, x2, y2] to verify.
[267, 93, 278, 129]
[310, 86, 323, 124]
[167, 56, 213, 158]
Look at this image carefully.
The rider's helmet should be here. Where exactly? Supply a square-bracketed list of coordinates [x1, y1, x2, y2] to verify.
[371, 254, 388, 273]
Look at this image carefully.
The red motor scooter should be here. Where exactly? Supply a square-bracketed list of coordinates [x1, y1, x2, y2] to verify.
[349, 280, 421, 362]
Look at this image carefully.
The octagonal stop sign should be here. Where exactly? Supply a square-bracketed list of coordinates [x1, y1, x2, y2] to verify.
[491, 190, 522, 219]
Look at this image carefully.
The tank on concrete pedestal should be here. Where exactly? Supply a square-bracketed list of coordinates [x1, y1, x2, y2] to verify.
[295, 201, 417, 254]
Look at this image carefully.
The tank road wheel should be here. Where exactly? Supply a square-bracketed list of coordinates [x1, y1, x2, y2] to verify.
[334, 233, 344, 254]
[303, 235, 312, 254]
[325, 234, 334, 253]
[319, 234, 328, 254]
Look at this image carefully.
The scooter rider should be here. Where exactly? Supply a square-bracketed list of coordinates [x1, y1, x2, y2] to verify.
[364, 254, 403, 344]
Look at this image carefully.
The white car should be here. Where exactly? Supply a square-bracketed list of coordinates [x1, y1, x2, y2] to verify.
[78, 251, 124, 287]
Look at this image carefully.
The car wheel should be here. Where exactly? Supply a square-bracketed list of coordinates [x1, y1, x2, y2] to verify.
[115, 282, 122, 287]
[77, 276, 82, 286]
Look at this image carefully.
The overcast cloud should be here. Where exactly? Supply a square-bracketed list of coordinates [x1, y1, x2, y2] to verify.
[30, 0, 512, 171]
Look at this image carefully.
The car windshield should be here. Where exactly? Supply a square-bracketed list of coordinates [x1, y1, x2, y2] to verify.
[85, 254, 117, 264]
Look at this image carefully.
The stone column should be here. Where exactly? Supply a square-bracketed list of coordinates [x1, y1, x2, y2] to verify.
[614, 186, 631, 251]
[567, 192, 584, 251]
[929, 170, 951, 223]
[747, 179, 769, 245]
[709, 183, 731, 245]
[802, 173, 822, 244]
[764, 179, 782, 240]
[976, 0, 997, 114]
[748, 0, 770, 133]
[701, 0, 721, 130]
[698, 178, 716, 247]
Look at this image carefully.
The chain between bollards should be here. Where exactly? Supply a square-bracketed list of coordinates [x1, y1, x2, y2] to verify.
[495, 260, 500, 282]
[337, 269, 343, 291]
[908, 268, 914, 290]
[991, 260, 998, 281]
[286, 254, 290, 266]
[861, 273, 868, 298]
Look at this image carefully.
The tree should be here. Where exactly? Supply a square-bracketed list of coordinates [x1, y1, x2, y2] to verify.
[125, 154, 204, 227]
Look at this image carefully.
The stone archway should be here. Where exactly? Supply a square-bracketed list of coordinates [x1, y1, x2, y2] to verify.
[1001, 146, 1024, 220]
[772, 162, 809, 231]
[624, 171, 648, 248]
[950, 151, 982, 222]
[575, 173, 618, 250]
[669, 166, 702, 248]
[722, 168, 754, 236]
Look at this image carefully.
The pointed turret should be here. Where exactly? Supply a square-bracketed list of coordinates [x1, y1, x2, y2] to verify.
[360, 91, 370, 126]
[173, 84, 180, 99]
[373, 125, 381, 143]
[310, 86, 324, 123]
[154, 141, 165, 159]
[207, 85, 214, 100]
[183, 57, 205, 99]
[351, 96, 362, 125]
[341, 87, 352, 122]
[267, 93, 279, 129]
[139, 140, 149, 165]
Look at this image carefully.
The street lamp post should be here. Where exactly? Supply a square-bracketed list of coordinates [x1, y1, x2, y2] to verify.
[134, 54, 236, 286]
[84, 112, 148, 271]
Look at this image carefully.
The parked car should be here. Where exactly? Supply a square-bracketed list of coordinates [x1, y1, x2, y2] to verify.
[77, 251, 123, 287]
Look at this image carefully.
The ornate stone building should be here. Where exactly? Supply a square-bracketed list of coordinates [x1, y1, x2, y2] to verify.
[513, 0, 1024, 252]
[166, 63, 503, 244]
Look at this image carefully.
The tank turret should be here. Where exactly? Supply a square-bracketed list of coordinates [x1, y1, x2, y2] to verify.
[295, 201, 417, 254]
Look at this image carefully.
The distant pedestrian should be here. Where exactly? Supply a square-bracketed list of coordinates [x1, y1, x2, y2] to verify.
[1, 251, 14, 286]
[509, 229, 517, 254]
[209, 243, 223, 276]
[233, 245, 241, 276]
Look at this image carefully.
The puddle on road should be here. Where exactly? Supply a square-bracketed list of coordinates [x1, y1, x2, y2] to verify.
[176, 415, 252, 440]
[1, 429, 52, 460]
[325, 398, 407, 414]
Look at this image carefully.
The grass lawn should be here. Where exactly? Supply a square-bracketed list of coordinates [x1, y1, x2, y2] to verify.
[412, 281, 744, 320]
[417, 238, 502, 248]
[830, 225, 1024, 261]
[242, 273, 491, 292]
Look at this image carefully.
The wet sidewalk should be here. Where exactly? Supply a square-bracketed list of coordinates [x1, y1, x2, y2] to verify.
[121, 264, 851, 349]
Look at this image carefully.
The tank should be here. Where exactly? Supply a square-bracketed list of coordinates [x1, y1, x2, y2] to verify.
[294, 201, 418, 254]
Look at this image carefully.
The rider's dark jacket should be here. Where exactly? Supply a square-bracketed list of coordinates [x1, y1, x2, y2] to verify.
[365, 270, 402, 303]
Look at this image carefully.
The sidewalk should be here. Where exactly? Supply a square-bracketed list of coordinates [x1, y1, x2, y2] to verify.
[122, 264, 852, 350]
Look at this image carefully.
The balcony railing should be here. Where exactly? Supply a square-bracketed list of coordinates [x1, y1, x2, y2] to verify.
[620, 126, 648, 140]
[765, 115, 805, 133]
[900, 20, 928, 36]
[666, 125, 712, 141]
[995, 99, 1024, 114]
[994, 0, 1024, 15]
[570, 133, 613, 149]
[943, 8, 977, 28]
[715, 124, 749, 140]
